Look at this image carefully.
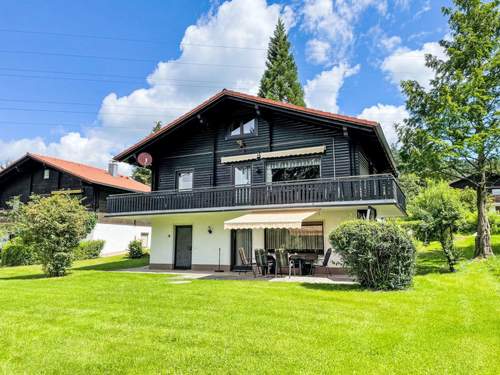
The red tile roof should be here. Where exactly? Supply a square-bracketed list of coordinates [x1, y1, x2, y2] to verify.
[114, 89, 379, 161]
[28, 153, 150, 192]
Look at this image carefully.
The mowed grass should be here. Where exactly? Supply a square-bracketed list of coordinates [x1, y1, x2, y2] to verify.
[0, 237, 499, 374]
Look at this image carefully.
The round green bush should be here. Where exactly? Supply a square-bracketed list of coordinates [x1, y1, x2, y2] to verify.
[73, 240, 105, 260]
[1, 237, 36, 267]
[128, 239, 144, 259]
[329, 220, 416, 290]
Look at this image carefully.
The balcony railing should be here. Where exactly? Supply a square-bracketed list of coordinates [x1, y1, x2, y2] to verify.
[107, 174, 406, 215]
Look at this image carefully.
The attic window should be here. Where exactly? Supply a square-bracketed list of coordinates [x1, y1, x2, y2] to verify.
[43, 169, 50, 180]
[228, 118, 256, 138]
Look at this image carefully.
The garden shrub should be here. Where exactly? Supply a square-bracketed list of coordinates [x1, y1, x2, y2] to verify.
[459, 211, 499, 235]
[8, 194, 95, 277]
[329, 220, 416, 290]
[128, 240, 144, 259]
[73, 240, 105, 260]
[1, 237, 36, 266]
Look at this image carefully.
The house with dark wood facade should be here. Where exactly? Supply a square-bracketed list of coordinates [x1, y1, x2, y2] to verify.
[450, 174, 500, 213]
[108, 89, 406, 272]
[0, 153, 152, 254]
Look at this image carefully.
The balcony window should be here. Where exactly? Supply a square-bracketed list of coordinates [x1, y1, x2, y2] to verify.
[228, 118, 256, 138]
[234, 166, 251, 186]
[176, 171, 193, 190]
[266, 158, 320, 183]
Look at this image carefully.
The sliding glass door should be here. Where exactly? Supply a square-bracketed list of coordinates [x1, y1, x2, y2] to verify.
[231, 229, 252, 269]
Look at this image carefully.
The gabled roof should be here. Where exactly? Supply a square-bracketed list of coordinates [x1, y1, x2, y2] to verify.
[114, 89, 383, 163]
[0, 153, 150, 193]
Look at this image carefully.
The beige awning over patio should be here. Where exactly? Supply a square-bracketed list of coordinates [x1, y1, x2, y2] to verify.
[224, 210, 318, 230]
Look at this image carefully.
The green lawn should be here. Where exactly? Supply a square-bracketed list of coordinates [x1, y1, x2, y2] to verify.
[0, 236, 499, 374]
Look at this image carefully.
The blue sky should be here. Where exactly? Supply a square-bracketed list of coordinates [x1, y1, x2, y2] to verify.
[0, 0, 450, 171]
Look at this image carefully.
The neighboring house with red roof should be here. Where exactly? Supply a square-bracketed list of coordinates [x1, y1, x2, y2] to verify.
[0, 153, 151, 255]
[108, 89, 405, 273]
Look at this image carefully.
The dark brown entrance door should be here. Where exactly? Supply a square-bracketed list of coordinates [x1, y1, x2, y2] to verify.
[175, 226, 192, 269]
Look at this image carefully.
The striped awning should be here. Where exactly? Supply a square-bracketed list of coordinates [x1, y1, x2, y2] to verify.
[220, 146, 326, 164]
[220, 153, 259, 163]
[224, 210, 318, 230]
[260, 145, 326, 159]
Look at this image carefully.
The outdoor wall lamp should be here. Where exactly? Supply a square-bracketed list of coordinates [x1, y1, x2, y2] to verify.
[208, 226, 213, 234]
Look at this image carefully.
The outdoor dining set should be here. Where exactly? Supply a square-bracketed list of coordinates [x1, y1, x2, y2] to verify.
[238, 247, 333, 278]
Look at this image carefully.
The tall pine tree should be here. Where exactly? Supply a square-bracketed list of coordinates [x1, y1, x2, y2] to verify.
[258, 18, 305, 106]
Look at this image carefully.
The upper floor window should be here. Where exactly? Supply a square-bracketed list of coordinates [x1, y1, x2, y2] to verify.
[43, 169, 50, 180]
[228, 118, 256, 138]
[176, 171, 193, 190]
[234, 165, 251, 186]
[266, 158, 320, 183]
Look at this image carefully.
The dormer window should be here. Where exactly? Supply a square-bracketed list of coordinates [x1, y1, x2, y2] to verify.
[228, 118, 256, 138]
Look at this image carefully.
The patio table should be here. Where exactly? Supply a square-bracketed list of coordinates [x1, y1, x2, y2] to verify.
[289, 253, 318, 275]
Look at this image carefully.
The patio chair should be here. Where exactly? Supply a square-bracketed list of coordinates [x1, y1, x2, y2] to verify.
[238, 247, 256, 277]
[311, 248, 333, 277]
[275, 249, 295, 278]
[254, 249, 269, 276]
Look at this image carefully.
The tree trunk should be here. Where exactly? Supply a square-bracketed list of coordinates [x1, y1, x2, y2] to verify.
[474, 173, 493, 258]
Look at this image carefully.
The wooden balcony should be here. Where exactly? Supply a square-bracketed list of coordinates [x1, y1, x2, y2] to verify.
[107, 174, 406, 216]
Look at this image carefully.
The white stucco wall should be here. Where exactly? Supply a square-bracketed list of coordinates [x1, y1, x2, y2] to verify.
[148, 207, 362, 268]
[150, 212, 238, 267]
[87, 223, 152, 256]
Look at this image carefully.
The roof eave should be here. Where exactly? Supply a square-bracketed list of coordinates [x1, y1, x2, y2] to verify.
[373, 124, 399, 175]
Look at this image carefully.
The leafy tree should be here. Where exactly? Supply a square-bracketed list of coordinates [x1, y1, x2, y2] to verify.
[398, 173, 427, 201]
[131, 121, 162, 185]
[409, 181, 466, 272]
[397, 0, 499, 258]
[258, 18, 305, 106]
[8, 194, 95, 277]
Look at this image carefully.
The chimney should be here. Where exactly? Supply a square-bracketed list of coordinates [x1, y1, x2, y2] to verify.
[108, 161, 119, 177]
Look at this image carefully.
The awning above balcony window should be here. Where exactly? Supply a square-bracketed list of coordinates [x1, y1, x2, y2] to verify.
[260, 145, 326, 159]
[224, 210, 318, 230]
[220, 153, 259, 163]
[220, 146, 326, 164]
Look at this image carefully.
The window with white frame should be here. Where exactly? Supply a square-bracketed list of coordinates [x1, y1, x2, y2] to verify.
[176, 171, 193, 190]
[234, 165, 251, 186]
[228, 118, 256, 138]
[43, 169, 50, 180]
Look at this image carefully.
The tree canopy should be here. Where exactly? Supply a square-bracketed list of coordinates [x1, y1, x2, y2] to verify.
[258, 18, 305, 106]
[8, 194, 95, 277]
[397, 0, 499, 257]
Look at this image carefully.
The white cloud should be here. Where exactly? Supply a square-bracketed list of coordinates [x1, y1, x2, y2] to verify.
[414, 0, 431, 19]
[98, 0, 287, 144]
[0, 133, 132, 174]
[381, 41, 445, 89]
[306, 39, 331, 64]
[302, 0, 388, 63]
[394, 0, 411, 10]
[358, 104, 408, 144]
[2, 0, 291, 174]
[380, 35, 401, 51]
[304, 63, 360, 112]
